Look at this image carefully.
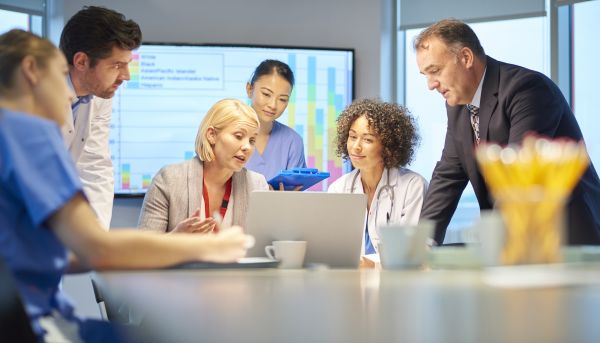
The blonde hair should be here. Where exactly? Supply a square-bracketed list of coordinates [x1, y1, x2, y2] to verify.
[0, 29, 57, 95]
[195, 98, 260, 161]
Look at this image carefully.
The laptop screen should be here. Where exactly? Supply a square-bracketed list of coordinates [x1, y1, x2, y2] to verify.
[245, 191, 367, 268]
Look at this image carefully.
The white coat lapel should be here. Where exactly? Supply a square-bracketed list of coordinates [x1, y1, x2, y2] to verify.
[61, 108, 76, 148]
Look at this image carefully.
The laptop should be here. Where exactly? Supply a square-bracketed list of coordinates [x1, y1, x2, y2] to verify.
[245, 191, 367, 268]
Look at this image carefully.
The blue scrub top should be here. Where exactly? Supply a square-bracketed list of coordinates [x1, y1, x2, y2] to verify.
[245, 121, 307, 181]
[0, 109, 82, 324]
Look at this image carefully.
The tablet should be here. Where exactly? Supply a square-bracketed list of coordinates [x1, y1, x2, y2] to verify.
[267, 168, 330, 191]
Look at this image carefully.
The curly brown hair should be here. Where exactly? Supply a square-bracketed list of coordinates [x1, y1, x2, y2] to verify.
[335, 98, 419, 169]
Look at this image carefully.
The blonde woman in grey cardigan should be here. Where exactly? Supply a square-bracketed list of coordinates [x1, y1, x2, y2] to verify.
[139, 98, 269, 233]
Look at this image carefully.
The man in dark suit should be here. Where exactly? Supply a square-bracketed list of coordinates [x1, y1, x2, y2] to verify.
[415, 19, 600, 245]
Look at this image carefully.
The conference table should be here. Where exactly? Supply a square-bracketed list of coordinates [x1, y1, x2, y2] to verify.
[98, 263, 600, 343]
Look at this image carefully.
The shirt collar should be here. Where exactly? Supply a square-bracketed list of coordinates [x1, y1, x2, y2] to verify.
[67, 74, 93, 107]
[469, 66, 487, 108]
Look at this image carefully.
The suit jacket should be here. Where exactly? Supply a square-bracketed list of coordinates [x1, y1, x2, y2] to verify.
[421, 56, 600, 245]
[138, 157, 269, 232]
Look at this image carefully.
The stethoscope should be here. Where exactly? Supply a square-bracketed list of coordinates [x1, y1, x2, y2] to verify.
[350, 169, 395, 224]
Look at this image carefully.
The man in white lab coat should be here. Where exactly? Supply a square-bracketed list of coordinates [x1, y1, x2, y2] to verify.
[60, 6, 142, 228]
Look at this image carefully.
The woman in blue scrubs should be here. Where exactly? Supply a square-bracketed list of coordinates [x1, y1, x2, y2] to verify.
[245, 60, 307, 182]
[0, 29, 251, 342]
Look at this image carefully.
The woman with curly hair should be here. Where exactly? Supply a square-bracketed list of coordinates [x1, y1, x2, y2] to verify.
[328, 99, 428, 257]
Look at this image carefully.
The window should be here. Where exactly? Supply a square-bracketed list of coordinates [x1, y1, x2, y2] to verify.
[402, 17, 550, 243]
[0, 1, 45, 36]
[0, 9, 29, 32]
[572, 0, 600, 168]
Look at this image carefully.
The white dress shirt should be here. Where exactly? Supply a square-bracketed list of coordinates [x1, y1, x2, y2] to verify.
[61, 76, 114, 229]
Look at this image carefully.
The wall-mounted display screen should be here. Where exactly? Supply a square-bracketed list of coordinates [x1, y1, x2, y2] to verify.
[110, 44, 354, 195]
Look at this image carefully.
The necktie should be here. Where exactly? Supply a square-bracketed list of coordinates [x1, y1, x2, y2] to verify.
[467, 104, 480, 145]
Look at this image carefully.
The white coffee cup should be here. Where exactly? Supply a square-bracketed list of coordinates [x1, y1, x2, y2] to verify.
[467, 210, 505, 266]
[378, 220, 434, 269]
[265, 240, 307, 269]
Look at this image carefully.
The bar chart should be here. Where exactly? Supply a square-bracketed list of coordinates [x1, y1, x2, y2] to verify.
[110, 44, 353, 194]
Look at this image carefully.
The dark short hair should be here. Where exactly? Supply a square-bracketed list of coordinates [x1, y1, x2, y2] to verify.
[335, 98, 420, 169]
[0, 29, 57, 94]
[59, 6, 141, 67]
[413, 18, 485, 58]
[249, 59, 295, 89]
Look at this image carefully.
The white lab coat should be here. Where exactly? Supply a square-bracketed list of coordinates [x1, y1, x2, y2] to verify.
[62, 81, 114, 229]
[328, 167, 428, 254]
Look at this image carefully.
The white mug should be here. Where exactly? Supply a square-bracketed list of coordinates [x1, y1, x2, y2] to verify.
[468, 210, 505, 266]
[265, 240, 307, 269]
[378, 220, 434, 269]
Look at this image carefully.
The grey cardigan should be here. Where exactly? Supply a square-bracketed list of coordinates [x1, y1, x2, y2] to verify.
[138, 157, 268, 232]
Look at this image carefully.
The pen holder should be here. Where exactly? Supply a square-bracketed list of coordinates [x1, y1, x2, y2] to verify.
[475, 135, 590, 265]
[495, 187, 565, 265]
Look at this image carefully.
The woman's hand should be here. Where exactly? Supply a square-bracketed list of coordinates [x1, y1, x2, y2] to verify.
[359, 255, 377, 269]
[199, 226, 252, 263]
[170, 208, 216, 234]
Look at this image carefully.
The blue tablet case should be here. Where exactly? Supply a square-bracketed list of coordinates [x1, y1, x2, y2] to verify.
[267, 168, 330, 191]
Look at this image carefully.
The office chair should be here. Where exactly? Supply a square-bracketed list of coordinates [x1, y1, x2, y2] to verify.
[90, 275, 133, 324]
[0, 257, 38, 343]
[91, 276, 109, 320]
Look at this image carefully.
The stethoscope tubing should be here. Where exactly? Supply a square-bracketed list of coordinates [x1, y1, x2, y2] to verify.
[350, 169, 394, 224]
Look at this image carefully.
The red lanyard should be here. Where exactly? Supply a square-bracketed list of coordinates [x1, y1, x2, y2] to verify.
[202, 177, 233, 223]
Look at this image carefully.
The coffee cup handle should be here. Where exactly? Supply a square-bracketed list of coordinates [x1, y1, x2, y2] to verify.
[265, 245, 276, 260]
